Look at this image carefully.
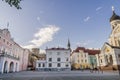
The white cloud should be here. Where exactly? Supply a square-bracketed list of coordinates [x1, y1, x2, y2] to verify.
[96, 7, 102, 11]
[37, 16, 40, 21]
[23, 25, 60, 49]
[84, 16, 90, 22]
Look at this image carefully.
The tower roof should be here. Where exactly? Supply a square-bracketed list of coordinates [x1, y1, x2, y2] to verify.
[67, 39, 70, 48]
[110, 10, 120, 22]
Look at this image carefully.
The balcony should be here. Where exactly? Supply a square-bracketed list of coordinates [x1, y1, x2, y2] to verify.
[0, 52, 19, 60]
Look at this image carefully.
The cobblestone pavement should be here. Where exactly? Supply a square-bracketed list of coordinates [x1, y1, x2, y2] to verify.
[0, 70, 120, 80]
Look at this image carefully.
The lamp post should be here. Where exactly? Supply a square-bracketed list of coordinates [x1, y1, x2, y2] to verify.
[118, 65, 120, 76]
[115, 53, 120, 76]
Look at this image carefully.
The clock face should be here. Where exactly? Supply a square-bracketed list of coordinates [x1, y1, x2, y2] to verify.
[106, 49, 110, 52]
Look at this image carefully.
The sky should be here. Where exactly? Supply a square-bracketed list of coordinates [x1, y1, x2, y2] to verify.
[0, 0, 120, 50]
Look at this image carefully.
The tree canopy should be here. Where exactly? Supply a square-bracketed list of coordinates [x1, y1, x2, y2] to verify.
[2, 0, 22, 9]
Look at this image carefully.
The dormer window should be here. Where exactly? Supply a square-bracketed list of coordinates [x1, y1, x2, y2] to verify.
[3, 39, 5, 43]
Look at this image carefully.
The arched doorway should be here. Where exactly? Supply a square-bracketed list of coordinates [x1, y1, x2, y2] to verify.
[9, 62, 14, 73]
[109, 55, 113, 65]
[15, 63, 18, 72]
[3, 61, 8, 73]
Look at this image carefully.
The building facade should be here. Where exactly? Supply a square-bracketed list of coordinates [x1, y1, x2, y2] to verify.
[36, 60, 46, 71]
[46, 47, 71, 71]
[71, 47, 100, 70]
[35, 53, 46, 71]
[71, 47, 89, 69]
[0, 29, 29, 73]
[99, 8, 120, 70]
[36, 47, 71, 71]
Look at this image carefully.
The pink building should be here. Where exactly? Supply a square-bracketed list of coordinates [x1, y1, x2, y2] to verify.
[0, 28, 29, 73]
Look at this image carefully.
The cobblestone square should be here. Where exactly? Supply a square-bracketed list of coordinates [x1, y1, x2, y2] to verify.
[0, 71, 120, 80]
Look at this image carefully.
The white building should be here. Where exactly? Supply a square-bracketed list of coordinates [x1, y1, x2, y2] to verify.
[99, 8, 120, 70]
[46, 47, 71, 71]
[36, 47, 71, 71]
[36, 39, 71, 71]
[36, 60, 46, 71]
[0, 28, 29, 73]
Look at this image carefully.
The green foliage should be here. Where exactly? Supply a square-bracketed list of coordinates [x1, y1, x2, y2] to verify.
[2, 0, 22, 9]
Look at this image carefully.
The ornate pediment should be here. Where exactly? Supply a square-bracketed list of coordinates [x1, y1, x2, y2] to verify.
[104, 47, 111, 54]
[101, 43, 112, 54]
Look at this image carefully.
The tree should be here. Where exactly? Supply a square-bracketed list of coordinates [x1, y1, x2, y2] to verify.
[2, 0, 22, 9]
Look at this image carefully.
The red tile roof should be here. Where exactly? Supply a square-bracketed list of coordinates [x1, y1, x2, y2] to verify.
[74, 47, 86, 52]
[73, 47, 100, 55]
[86, 49, 100, 55]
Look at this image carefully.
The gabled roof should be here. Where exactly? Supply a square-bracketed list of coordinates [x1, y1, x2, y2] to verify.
[105, 42, 120, 49]
[46, 47, 69, 50]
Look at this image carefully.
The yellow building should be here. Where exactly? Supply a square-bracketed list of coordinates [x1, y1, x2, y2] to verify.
[71, 47, 100, 70]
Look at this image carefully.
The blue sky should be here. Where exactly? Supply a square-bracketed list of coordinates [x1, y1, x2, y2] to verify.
[0, 0, 120, 50]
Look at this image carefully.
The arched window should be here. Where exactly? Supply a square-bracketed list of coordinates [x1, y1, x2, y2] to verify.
[118, 40, 120, 46]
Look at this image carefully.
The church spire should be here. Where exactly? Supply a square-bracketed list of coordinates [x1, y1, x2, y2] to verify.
[67, 38, 71, 50]
[110, 6, 120, 22]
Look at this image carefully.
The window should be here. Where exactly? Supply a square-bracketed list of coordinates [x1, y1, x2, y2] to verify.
[85, 54, 86, 57]
[43, 63, 45, 67]
[66, 58, 69, 61]
[85, 59, 87, 63]
[118, 54, 120, 61]
[118, 54, 120, 57]
[78, 60, 79, 63]
[81, 59, 83, 63]
[38, 63, 41, 67]
[49, 58, 52, 61]
[57, 58, 61, 61]
[101, 59, 102, 63]
[49, 63, 52, 67]
[66, 64, 69, 67]
[118, 40, 120, 46]
[3, 39, 5, 43]
[94, 59, 96, 62]
[57, 63, 61, 67]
